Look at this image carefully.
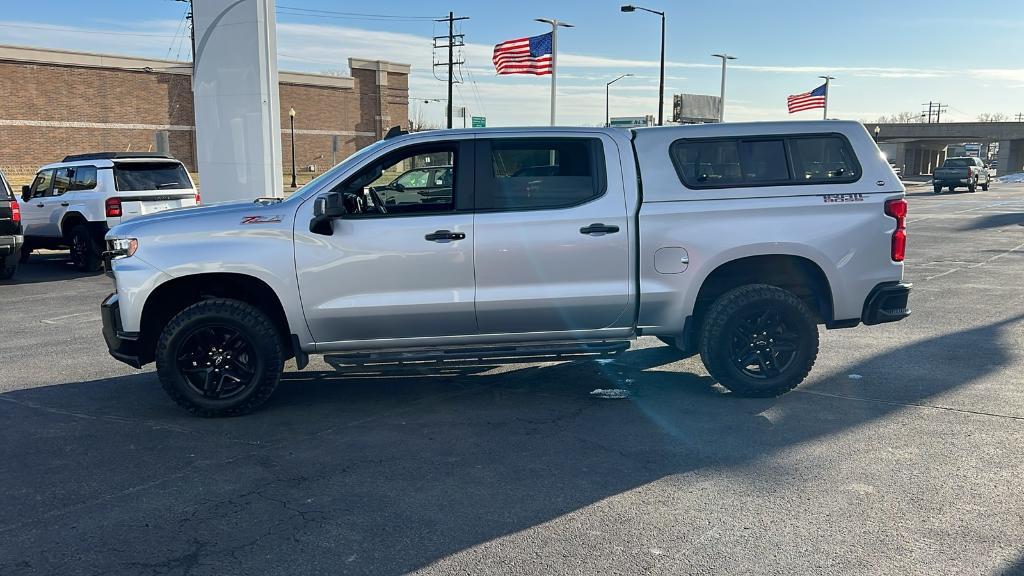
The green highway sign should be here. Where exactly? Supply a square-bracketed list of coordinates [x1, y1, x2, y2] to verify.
[471, 116, 486, 128]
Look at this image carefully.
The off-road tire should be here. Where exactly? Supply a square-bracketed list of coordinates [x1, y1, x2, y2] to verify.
[155, 298, 284, 417]
[0, 256, 16, 280]
[69, 224, 102, 272]
[698, 284, 818, 397]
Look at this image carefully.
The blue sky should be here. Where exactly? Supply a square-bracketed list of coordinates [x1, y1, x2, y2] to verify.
[1, 0, 1023, 126]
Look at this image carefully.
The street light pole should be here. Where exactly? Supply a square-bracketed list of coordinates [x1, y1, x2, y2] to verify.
[711, 53, 736, 122]
[605, 74, 633, 127]
[621, 5, 665, 126]
[288, 107, 296, 188]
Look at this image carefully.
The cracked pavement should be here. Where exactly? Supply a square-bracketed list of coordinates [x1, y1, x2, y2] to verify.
[1, 184, 1023, 575]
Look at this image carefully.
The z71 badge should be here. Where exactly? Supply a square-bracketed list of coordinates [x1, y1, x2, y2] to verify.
[822, 193, 864, 203]
[240, 215, 283, 224]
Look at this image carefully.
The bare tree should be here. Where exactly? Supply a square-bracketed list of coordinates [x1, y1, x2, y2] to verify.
[977, 112, 1008, 122]
[876, 111, 921, 124]
[319, 69, 346, 77]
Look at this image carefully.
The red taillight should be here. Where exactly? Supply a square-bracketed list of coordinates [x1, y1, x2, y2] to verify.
[10, 200, 20, 223]
[885, 198, 908, 262]
[105, 197, 122, 218]
[967, 166, 974, 178]
[194, 192, 201, 205]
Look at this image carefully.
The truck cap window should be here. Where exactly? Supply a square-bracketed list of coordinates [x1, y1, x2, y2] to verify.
[477, 138, 606, 211]
[670, 133, 860, 189]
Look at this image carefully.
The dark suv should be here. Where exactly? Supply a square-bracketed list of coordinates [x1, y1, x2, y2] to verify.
[0, 169, 24, 279]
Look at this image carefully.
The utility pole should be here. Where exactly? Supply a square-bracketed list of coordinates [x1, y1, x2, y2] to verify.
[1016, 112, 1024, 122]
[921, 101, 948, 124]
[434, 12, 469, 129]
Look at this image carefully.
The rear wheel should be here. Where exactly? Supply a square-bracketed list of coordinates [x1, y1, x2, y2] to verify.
[981, 181, 989, 191]
[968, 178, 977, 193]
[69, 224, 102, 272]
[933, 185, 942, 194]
[155, 298, 284, 417]
[698, 284, 818, 397]
[18, 244, 30, 263]
[0, 256, 16, 280]
[948, 185, 956, 193]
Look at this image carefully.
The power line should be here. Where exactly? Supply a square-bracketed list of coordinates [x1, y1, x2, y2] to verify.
[276, 6, 442, 22]
[164, 8, 189, 60]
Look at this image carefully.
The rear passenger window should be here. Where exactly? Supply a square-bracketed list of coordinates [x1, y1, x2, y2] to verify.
[52, 168, 72, 196]
[789, 136, 859, 182]
[478, 138, 605, 211]
[69, 166, 97, 191]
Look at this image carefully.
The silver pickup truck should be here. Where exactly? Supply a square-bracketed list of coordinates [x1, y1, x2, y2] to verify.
[101, 120, 911, 416]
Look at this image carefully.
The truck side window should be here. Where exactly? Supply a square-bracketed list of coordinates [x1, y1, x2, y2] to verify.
[335, 146, 456, 216]
[477, 138, 606, 211]
[789, 136, 859, 182]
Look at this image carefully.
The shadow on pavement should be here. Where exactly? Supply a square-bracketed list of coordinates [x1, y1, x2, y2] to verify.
[0, 313, 1021, 575]
[0, 252, 103, 285]
[958, 212, 1024, 231]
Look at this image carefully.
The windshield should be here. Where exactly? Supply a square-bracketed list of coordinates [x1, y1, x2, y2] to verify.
[286, 139, 392, 202]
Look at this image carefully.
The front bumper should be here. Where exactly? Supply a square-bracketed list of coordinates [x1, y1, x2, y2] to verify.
[101, 293, 144, 368]
[862, 282, 912, 325]
[0, 234, 23, 257]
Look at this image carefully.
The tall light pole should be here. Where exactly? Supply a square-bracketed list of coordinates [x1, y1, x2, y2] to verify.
[711, 53, 736, 122]
[288, 107, 296, 188]
[606, 74, 633, 127]
[621, 5, 665, 126]
[535, 18, 574, 126]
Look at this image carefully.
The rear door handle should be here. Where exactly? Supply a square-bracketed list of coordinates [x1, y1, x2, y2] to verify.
[580, 223, 620, 235]
[35, 203, 44, 207]
[425, 229, 466, 242]
[60, 201, 69, 207]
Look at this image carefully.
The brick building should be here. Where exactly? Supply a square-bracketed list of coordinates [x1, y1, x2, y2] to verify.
[0, 45, 410, 183]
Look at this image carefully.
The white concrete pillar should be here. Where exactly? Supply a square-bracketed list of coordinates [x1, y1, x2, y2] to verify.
[192, 0, 283, 202]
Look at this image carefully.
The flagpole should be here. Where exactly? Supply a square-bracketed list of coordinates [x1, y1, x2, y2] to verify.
[818, 75, 834, 120]
[536, 18, 573, 126]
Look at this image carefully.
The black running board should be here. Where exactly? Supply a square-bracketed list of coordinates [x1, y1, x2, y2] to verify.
[324, 340, 631, 368]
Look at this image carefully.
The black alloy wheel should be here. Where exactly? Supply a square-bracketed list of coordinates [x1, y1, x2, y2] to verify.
[175, 325, 260, 400]
[727, 308, 800, 379]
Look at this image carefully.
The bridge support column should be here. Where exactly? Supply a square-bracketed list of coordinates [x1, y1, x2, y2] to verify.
[996, 140, 1024, 175]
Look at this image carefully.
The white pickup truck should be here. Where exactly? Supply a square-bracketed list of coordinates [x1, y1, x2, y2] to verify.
[101, 121, 911, 416]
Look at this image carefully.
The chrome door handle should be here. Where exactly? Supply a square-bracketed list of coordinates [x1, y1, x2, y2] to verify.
[580, 223, 619, 235]
[425, 230, 465, 242]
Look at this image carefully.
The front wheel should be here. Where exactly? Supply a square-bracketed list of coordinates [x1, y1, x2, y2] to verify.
[698, 284, 819, 397]
[155, 298, 284, 416]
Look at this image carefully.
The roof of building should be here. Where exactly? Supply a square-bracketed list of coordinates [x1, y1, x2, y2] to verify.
[0, 44, 410, 90]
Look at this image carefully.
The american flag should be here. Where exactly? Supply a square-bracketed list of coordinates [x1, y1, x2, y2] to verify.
[492, 32, 553, 75]
[787, 83, 827, 113]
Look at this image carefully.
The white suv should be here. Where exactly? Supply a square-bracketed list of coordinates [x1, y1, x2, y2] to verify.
[19, 153, 198, 271]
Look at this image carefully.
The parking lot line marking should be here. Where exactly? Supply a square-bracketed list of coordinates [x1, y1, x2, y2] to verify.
[967, 241, 1024, 269]
[925, 268, 960, 281]
[40, 312, 98, 324]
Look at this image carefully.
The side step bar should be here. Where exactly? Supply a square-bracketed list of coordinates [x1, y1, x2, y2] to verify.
[324, 340, 631, 369]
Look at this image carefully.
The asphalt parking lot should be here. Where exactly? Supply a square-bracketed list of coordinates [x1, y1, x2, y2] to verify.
[2, 183, 1023, 576]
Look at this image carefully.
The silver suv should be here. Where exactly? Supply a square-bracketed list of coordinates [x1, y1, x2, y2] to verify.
[101, 121, 911, 416]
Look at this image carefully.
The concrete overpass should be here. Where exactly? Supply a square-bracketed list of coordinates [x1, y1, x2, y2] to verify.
[863, 122, 1024, 177]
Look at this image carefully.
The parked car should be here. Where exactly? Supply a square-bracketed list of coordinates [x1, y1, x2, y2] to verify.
[932, 156, 990, 193]
[0, 169, 24, 279]
[19, 153, 198, 271]
[101, 121, 910, 416]
[371, 165, 452, 207]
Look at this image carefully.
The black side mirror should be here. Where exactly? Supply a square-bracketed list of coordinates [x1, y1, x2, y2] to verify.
[21, 185, 30, 201]
[310, 192, 346, 235]
[391, 182, 405, 192]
